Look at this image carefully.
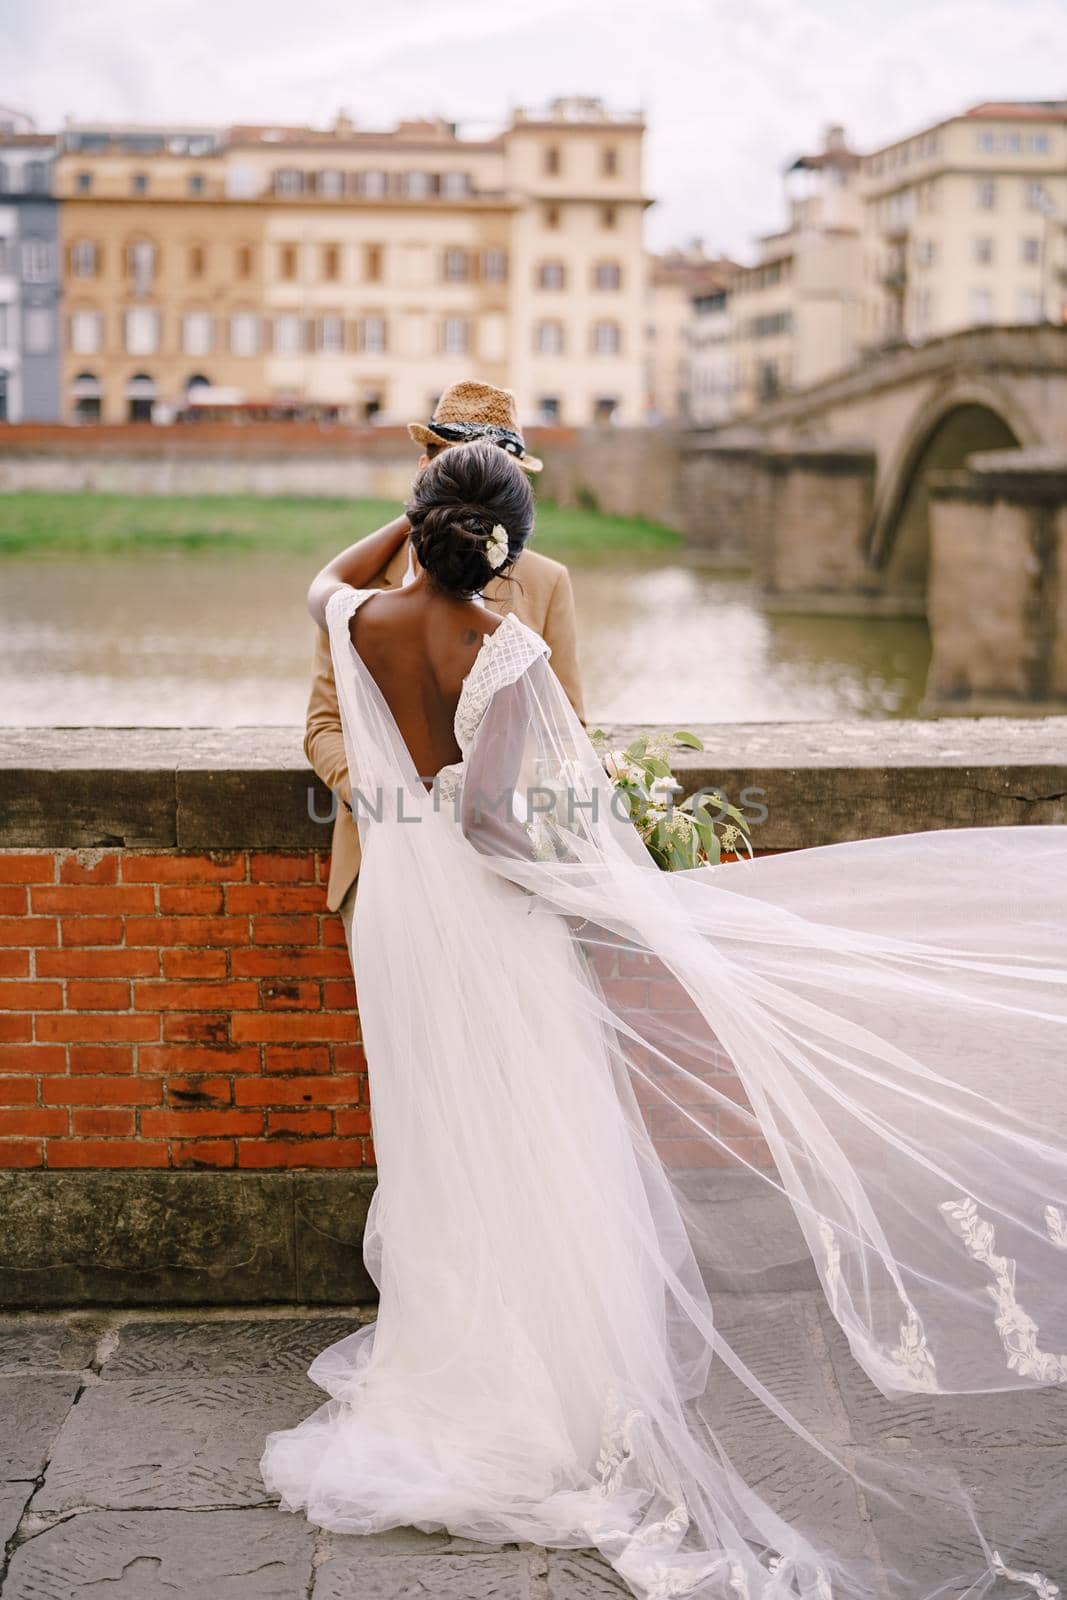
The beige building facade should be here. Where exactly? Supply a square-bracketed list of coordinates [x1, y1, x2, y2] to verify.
[53, 100, 649, 427]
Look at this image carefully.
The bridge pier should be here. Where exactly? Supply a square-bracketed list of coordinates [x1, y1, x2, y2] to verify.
[925, 451, 1067, 715]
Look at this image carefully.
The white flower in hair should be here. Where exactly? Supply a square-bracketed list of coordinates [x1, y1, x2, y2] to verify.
[485, 523, 509, 570]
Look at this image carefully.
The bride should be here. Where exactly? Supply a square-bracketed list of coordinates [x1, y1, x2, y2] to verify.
[262, 440, 1067, 1599]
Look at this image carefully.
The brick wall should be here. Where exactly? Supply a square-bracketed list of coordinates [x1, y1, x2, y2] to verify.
[0, 849, 370, 1172]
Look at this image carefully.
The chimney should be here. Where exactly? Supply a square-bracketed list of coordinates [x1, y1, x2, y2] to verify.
[333, 109, 355, 137]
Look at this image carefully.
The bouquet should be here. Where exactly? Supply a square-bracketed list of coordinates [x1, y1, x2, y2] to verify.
[591, 729, 753, 871]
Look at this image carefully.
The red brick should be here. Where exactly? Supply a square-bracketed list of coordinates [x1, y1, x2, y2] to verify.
[66, 980, 130, 1011]
[267, 1109, 333, 1135]
[322, 918, 348, 946]
[0, 1016, 32, 1043]
[0, 1077, 36, 1104]
[139, 1043, 259, 1075]
[234, 1074, 364, 1107]
[0, 917, 57, 947]
[60, 855, 118, 885]
[334, 1108, 373, 1136]
[261, 980, 320, 1011]
[0, 981, 64, 1010]
[0, 951, 30, 979]
[38, 949, 158, 979]
[161, 949, 228, 980]
[173, 1139, 235, 1168]
[126, 916, 247, 948]
[331, 1044, 366, 1072]
[69, 1044, 134, 1075]
[226, 885, 324, 915]
[43, 1076, 162, 1106]
[0, 1044, 67, 1074]
[35, 1013, 159, 1044]
[262, 1045, 331, 1075]
[0, 888, 27, 915]
[60, 917, 123, 947]
[133, 981, 259, 1013]
[47, 1139, 169, 1168]
[0, 1107, 68, 1136]
[250, 853, 316, 883]
[0, 855, 54, 884]
[322, 979, 357, 1010]
[232, 1013, 355, 1044]
[161, 1013, 230, 1044]
[237, 1138, 366, 1168]
[232, 948, 351, 979]
[32, 885, 155, 915]
[158, 886, 224, 915]
[251, 916, 319, 946]
[71, 1107, 136, 1137]
[121, 853, 246, 884]
[141, 1108, 263, 1138]
[0, 1139, 42, 1167]
[165, 1076, 232, 1106]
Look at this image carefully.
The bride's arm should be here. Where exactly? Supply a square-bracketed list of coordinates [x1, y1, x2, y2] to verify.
[306, 513, 411, 630]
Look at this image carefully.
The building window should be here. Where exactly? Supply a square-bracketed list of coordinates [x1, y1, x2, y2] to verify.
[71, 371, 102, 422]
[538, 396, 561, 422]
[126, 372, 156, 423]
[1021, 237, 1041, 265]
[1018, 290, 1043, 323]
[602, 146, 618, 176]
[364, 243, 383, 282]
[591, 320, 621, 355]
[440, 316, 468, 355]
[593, 260, 622, 290]
[318, 314, 344, 354]
[76, 171, 92, 194]
[915, 238, 936, 268]
[23, 306, 53, 354]
[188, 243, 206, 278]
[21, 238, 55, 283]
[600, 205, 617, 228]
[279, 243, 299, 281]
[359, 170, 388, 199]
[130, 172, 149, 195]
[534, 320, 565, 355]
[24, 161, 50, 195]
[182, 310, 213, 356]
[70, 310, 103, 355]
[593, 396, 618, 422]
[318, 169, 345, 198]
[975, 179, 996, 211]
[977, 130, 995, 153]
[538, 260, 566, 290]
[127, 239, 157, 296]
[1029, 132, 1050, 154]
[236, 243, 254, 279]
[124, 307, 161, 355]
[481, 248, 507, 285]
[969, 288, 993, 324]
[544, 146, 561, 176]
[443, 247, 468, 283]
[229, 311, 259, 356]
[71, 239, 98, 278]
[403, 170, 433, 198]
[974, 236, 994, 265]
[1024, 180, 1049, 213]
[357, 314, 387, 353]
[321, 243, 341, 281]
[272, 313, 304, 354]
[441, 171, 471, 197]
[543, 204, 560, 229]
[188, 173, 205, 196]
[274, 168, 305, 196]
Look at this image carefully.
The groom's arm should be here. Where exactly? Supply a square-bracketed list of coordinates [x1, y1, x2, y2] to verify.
[542, 568, 586, 725]
[304, 629, 352, 810]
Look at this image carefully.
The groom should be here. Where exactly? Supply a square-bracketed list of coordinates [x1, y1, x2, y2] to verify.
[304, 380, 587, 938]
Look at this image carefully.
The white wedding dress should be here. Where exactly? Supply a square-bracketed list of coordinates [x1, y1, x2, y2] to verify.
[261, 585, 1067, 1600]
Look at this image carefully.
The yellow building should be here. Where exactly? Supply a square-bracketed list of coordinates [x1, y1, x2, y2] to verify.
[645, 243, 736, 422]
[860, 100, 1067, 347]
[54, 100, 650, 427]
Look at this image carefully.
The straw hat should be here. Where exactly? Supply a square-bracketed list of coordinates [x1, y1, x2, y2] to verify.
[407, 381, 543, 473]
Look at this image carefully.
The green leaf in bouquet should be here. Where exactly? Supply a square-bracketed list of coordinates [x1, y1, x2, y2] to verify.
[671, 731, 704, 750]
[624, 736, 648, 761]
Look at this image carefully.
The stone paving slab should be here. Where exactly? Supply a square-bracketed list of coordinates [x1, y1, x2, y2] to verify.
[0, 1377, 81, 1481]
[545, 1550, 632, 1596]
[34, 1373, 317, 1513]
[101, 1314, 367, 1378]
[2, 1509, 316, 1599]
[0, 1486, 31, 1555]
[313, 1548, 541, 1599]
[0, 1316, 104, 1375]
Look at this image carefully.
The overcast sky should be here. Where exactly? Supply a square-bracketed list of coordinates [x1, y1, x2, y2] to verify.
[5, 0, 1066, 260]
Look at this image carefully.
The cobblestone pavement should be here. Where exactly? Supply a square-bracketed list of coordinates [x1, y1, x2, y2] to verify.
[1, 1298, 1065, 1598]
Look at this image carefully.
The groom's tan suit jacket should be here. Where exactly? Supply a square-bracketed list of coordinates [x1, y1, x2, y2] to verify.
[305, 538, 586, 912]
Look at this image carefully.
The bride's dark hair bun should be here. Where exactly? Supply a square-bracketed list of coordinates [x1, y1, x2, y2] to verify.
[406, 440, 535, 598]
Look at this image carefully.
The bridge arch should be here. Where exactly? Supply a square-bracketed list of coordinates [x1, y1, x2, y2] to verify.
[865, 374, 1041, 581]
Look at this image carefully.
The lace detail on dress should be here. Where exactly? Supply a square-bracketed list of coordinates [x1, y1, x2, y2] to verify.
[454, 614, 550, 754]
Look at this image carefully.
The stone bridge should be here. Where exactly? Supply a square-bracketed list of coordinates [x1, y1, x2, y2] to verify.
[687, 325, 1067, 712]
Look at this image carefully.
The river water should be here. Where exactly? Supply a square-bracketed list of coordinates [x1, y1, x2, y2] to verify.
[0, 550, 929, 727]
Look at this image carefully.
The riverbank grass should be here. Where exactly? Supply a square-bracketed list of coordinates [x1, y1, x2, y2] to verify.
[0, 492, 680, 557]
